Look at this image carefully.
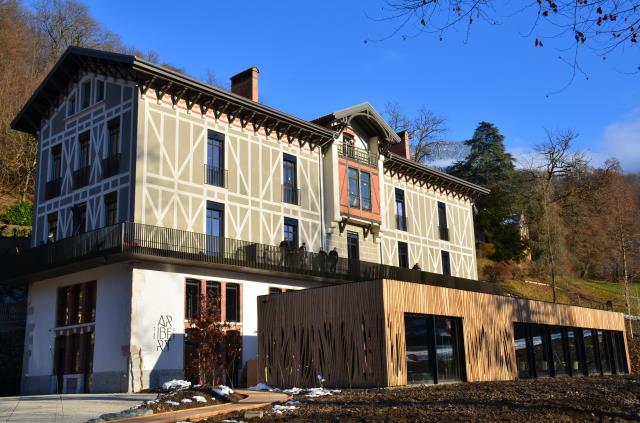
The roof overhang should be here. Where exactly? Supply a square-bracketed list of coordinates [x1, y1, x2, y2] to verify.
[384, 153, 490, 200]
[12, 47, 334, 150]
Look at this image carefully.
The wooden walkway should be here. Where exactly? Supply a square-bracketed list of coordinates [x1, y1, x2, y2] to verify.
[115, 389, 289, 422]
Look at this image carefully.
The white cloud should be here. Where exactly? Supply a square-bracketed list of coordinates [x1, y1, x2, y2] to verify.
[591, 109, 640, 172]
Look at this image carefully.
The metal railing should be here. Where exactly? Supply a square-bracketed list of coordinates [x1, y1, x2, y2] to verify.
[338, 144, 378, 166]
[204, 165, 227, 188]
[45, 178, 62, 200]
[282, 183, 300, 205]
[439, 226, 450, 241]
[73, 166, 90, 189]
[0, 222, 501, 297]
[102, 154, 121, 179]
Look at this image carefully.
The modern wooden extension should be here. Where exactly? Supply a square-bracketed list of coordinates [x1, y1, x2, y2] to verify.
[257, 279, 630, 388]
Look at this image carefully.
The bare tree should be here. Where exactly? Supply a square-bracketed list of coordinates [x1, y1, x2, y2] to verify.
[526, 129, 587, 303]
[372, 1, 640, 74]
[384, 102, 464, 164]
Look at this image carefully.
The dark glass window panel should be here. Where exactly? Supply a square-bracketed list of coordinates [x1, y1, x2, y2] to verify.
[81, 81, 91, 109]
[74, 203, 87, 234]
[51, 145, 62, 179]
[597, 330, 611, 374]
[531, 324, 551, 377]
[405, 315, 433, 384]
[48, 212, 58, 240]
[514, 323, 531, 378]
[441, 251, 451, 276]
[185, 280, 200, 319]
[105, 193, 117, 226]
[283, 217, 298, 249]
[612, 332, 627, 374]
[360, 172, 371, 211]
[283, 154, 297, 204]
[108, 118, 120, 156]
[395, 188, 406, 231]
[96, 80, 104, 102]
[437, 201, 448, 228]
[566, 329, 583, 375]
[583, 329, 599, 375]
[226, 283, 240, 322]
[79, 132, 90, 168]
[269, 287, 281, 295]
[550, 327, 568, 376]
[207, 131, 225, 187]
[348, 168, 360, 208]
[398, 242, 409, 268]
[347, 231, 359, 261]
[68, 95, 76, 115]
[206, 202, 224, 255]
[434, 317, 462, 382]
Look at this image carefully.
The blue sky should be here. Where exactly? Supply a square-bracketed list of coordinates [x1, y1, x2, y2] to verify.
[83, 0, 640, 170]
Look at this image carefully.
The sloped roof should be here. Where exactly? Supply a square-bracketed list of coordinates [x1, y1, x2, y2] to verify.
[12, 47, 334, 148]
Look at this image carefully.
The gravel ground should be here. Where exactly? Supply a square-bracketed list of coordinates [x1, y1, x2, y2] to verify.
[202, 375, 640, 422]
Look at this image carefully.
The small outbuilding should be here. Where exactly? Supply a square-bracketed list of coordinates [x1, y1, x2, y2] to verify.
[257, 279, 629, 388]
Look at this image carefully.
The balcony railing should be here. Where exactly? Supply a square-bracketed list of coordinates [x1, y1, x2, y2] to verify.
[45, 178, 62, 200]
[102, 154, 121, 179]
[439, 226, 450, 241]
[73, 166, 90, 189]
[338, 144, 378, 166]
[204, 165, 227, 188]
[0, 222, 502, 297]
[282, 183, 300, 205]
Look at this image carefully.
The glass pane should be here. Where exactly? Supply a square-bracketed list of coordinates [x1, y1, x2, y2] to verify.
[435, 317, 462, 382]
[583, 329, 599, 375]
[550, 328, 568, 376]
[185, 281, 200, 319]
[612, 332, 627, 374]
[531, 325, 550, 377]
[348, 168, 359, 208]
[360, 172, 371, 210]
[226, 284, 239, 322]
[597, 330, 611, 374]
[566, 329, 583, 375]
[405, 315, 433, 384]
[514, 323, 531, 378]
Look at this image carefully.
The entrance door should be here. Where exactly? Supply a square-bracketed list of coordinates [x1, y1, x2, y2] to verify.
[206, 202, 224, 256]
[347, 231, 359, 261]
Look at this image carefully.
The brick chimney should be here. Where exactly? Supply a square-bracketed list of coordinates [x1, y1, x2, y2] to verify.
[389, 130, 411, 160]
[230, 67, 259, 102]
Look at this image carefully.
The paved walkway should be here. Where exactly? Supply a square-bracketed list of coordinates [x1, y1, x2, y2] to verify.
[115, 390, 289, 422]
[0, 393, 157, 423]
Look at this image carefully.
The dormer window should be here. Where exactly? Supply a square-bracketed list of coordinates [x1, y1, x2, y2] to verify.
[95, 80, 104, 102]
[67, 95, 76, 116]
[81, 81, 91, 109]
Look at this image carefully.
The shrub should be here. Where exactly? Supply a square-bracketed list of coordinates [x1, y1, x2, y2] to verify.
[477, 242, 496, 259]
[483, 261, 515, 282]
[3, 201, 32, 226]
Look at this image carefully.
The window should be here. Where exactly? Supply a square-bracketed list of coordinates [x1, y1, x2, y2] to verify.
[108, 118, 120, 156]
[56, 281, 96, 327]
[68, 95, 76, 116]
[206, 130, 225, 187]
[206, 202, 224, 256]
[282, 153, 297, 204]
[405, 314, 464, 384]
[226, 283, 240, 322]
[360, 172, 371, 211]
[348, 168, 360, 208]
[398, 241, 409, 268]
[347, 231, 359, 261]
[95, 80, 104, 102]
[104, 192, 117, 226]
[73, 203, 87, 234]
[75, 132, 90, 189]
[513, 323, 628, 379]
[47, 212, 58, 242]
[51, 145, 62, 180]
[441, 251, 451, 276]
[395, 188, 407, 231]
[185, 279, 200, 320]
[81, 81, 91, 109]
[269, 287, 281, 295]
[437, 202, 449, 241]
[283, 217, 298, 249]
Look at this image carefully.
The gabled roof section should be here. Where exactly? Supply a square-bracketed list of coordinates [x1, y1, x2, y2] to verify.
[384, 153, 490, 199]
[12, 47, 334, 149]
[312, 102, 401, 146]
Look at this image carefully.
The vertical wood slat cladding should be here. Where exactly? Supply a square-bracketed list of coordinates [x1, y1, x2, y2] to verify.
[258, 279, 629, 388]
[257, 281, 388, 388]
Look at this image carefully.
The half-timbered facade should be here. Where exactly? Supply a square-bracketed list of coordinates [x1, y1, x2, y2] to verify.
[9, 47, 491, 394]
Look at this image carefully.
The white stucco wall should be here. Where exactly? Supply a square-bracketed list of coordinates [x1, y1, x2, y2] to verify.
[22, 262, 132, 394]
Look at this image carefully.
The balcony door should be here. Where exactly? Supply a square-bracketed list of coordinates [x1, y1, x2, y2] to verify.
[207, 130, 224, 187]
[206, 201, 224, 256]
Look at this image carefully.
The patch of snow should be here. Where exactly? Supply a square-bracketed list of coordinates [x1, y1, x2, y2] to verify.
[305, 387, 340, 398]
[222, 420, 246, 423]
[192, 395, 207, 403]
[285, 400, 301, 405]
[162, 379, 191, 391]
[144, 400, 157, 405]
[248, 383, 275, 391]
[212, 385, 234, 396]
[282, 387, 303, 395]
[164, 400, 180, 406]
[180, 398, 192, 403]
[273, 404, 298, 412]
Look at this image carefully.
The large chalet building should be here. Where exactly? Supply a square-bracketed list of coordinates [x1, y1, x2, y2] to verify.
[6, 47, 628, 394]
